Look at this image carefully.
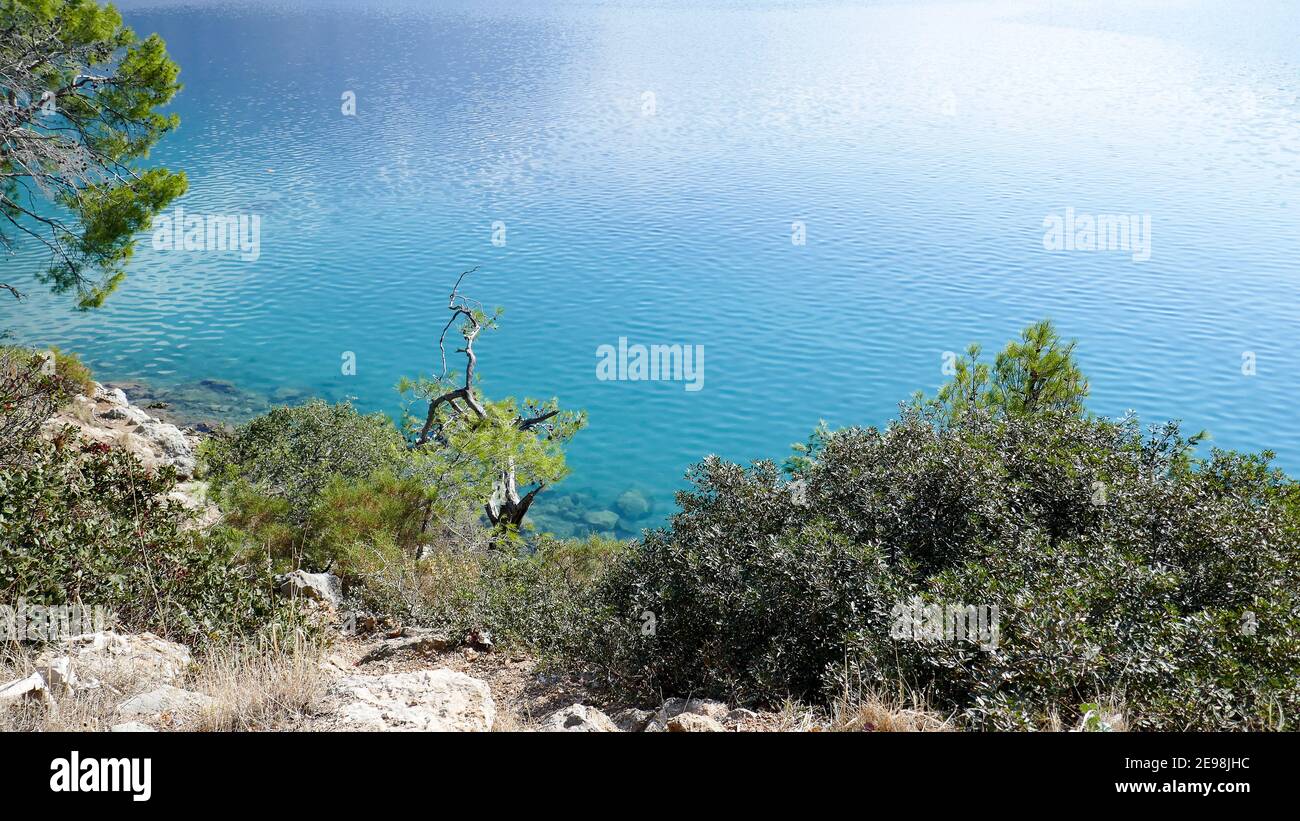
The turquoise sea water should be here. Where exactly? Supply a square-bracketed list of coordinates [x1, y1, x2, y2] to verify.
[5, 0, 1299, 534]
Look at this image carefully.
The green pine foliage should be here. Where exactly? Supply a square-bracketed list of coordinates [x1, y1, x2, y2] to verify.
[1, 0, 188, 308]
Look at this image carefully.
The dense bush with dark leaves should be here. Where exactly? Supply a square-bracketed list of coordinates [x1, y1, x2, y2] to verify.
[0, 434, 282, 644]
[0, 345, 93, 466]
[201, 399, 405, 528]
[573, 408, 1300, 729]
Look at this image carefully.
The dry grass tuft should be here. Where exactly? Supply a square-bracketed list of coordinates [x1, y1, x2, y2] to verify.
[0, 630, 329, 732]
[186, 631, 330, 731]
[830, 694, 952, 732]
[733, 691, 952, 732]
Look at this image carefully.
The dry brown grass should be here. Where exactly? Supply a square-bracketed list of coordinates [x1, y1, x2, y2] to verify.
[186, 631, 330, 731]
[828, 690, 954, 732]
[725, 689, 953, 732]
[0, 641, 158, 731]
[0, 630, 329, 732]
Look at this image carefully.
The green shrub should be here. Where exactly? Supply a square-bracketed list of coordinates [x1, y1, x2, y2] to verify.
[200, 400, 407, 571]
[0, 345, 94, 464]
[309, 470, 431, 576]
[0, 435, 283, 645]
[353, 534, 627, 654]
[572, 409, 1300, 729]
[571, 456, 906, 704]
[569, 320, 1300, 730]
[201, 400, 404, 523]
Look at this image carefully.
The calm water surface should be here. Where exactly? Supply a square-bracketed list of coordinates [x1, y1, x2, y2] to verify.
[6, 0, 1299, 532]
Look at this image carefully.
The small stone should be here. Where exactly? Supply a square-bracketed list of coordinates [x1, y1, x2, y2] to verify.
[539, 704, 620, 732]
[34, 657, 78, 695]
[464, 629, 493, 651]
[0, 672, 52, 707]
[274, 570, 343, 607]
[612, 707, 655, 732]
[666, 713, 726, 732]
[117, 686, 214, 720]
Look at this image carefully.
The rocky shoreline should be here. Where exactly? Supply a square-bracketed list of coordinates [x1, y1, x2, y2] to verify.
[41, 382, 221, 529]
[53, 376, 666, 539]
[45, 382, 205, 478]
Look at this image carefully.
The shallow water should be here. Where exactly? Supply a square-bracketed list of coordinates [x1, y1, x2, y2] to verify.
[5, 0, 1299, 533]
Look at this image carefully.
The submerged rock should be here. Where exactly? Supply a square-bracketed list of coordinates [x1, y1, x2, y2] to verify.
[583, 510, 619, 529]
[530, 511, 577, 539]
[615, 489, 651, 520]
[196, 378, 240, 396]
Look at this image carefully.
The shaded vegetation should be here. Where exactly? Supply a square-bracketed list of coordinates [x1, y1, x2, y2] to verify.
[0, 440, 280, 643]
[569, 322, 1300, 730]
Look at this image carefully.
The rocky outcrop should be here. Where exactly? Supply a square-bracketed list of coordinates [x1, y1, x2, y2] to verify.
[274, 571, 343, 608]
[666, 713, 726, 732]
[356, 629, 451, 665]
[35, 631, 192, 690]
[539, 704, 620, 732]
[645, 697, 731, 731]
[329, 670, 495, 731]
[44, 383, 203, 479]
[1, 632, 194, 716]
[117, 686, 215, 723]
